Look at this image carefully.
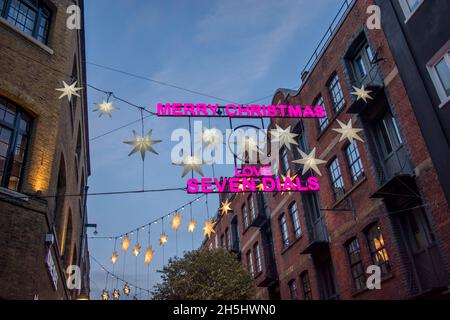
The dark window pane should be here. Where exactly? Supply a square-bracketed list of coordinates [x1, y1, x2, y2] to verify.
[366, 224, 391, 275]
[328, 158, 345, 198]
[328, 74, 345, 113]
[435, 58, 450, 97]
[315, 95, 329, 132]
[345, 142, 364, 183]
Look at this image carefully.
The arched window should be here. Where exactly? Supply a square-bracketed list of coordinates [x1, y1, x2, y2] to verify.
[53, 155, 66, 246]
[0, 98, 32, 191]
[63, 210, 73, 267]
[0, 0, 51, 44]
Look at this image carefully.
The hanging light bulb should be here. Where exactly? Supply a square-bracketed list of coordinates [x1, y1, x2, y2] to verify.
[112, 289, 120, 300]
[123, 284, 131, 296]
[159, 232, 168, 246]
[101, 290, 110, 301]
[121, 235, 130, 251]
[144, 246, 154, 265]
[133, 243, 141, 257]
[111, 251, 119, 264]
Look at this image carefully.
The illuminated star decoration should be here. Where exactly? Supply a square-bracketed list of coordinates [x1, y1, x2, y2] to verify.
[123, 284, 131, 296]
[94, 99, 119, 117]
[112, 289, 120, 300]
[111, 251, 119, 264]
[101, 290, 109, 301]
[187, 219, 197, 233]
[234, 135, 264, 159]
[203, 219, 216, 239]
[351, 85, 373, 103]
[56, 81, 83, 102]
[293, 148, 327, 176]
[179, 153, 204, 178]
[332, 119, 364, 144]
[132, 243, 141, 257]
[159, 232, 168, 246]
[281, 170, 298, 194]
[121, 235, 130, 251]
[271, 124, 299, 150]
[124, 130, 162, 161]
[171, 213, 182, 230]
[219, 199, 232, 216]
[144, 246, 154, 265]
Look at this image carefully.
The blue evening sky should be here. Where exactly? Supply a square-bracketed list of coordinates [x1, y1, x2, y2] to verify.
[84, 0, 345, 299]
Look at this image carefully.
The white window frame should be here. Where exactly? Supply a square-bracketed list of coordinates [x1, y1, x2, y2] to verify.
[398, 0, 424, 23]
[427, 40, 450, 108]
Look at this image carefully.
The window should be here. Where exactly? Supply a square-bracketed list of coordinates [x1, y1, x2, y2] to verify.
[346, 238, 365, 291]
[428, 50, 450, 104]
[279, 214, 289, 249]
[289, 202, 302, 239]
[398, 0, 423, 20]
[220, 234, 225, 248]
[375, 110, 403, 156]
[1, 0, 51, 44]
[246, 251, 254, 276]
[328, 74, 345, 114]
[365, 223, 391, 275]
[351, 43, 375, 83]
[301, 272, 312, 300]
[226, 228, 231, 250]
[280, 146, 289, 175]
[314, 95, 329, 132]
[248, 195, 256, 222]
[328, 158, 345, 199]
[0, 98, 31, 191]
[254, 243, 262, 273]
[242, 203, 249, 229]
[288, 280, 298, 300]
[345, 142, 364, 183]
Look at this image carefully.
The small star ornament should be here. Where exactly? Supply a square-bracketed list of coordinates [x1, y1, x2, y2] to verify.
[271, 125, 298, 150]
[123, 284, 131, 296]
[187, 219, 197, 233]
[351, 85, 373, 103]
[121, 235, 130, 251]
[171, 213, 182, 230]
[219, 199, 232, 216]
[101, 290, 110, 301]
[132, 243, 141, 257]
[202, 127, 222, 147]
[293, 148, 327, 176]
[159, 232, 168, 246]
[203, 219, 216, 239]
[111, 251, 119, 264]
[56, 81, 83, 102]
[112, 289, 120, 300]
[332, 119, 364, 144]
[124, 130, 162, 161]
[94, 99, 119, 117]
[179, 153, 204, 178]
[234, 135, 264, 160]
[144, 246, 154, 265]
[281, 170, 298, 194]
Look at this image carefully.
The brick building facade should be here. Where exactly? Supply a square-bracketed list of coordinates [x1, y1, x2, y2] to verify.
[206, 0, 450, 300]
[0, 0, 90, 299]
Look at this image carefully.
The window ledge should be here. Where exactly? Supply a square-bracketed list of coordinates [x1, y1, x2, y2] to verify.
[0, 187, 29, 202]
[438, 96, 450, 109]
[351, 273, 394, 297]
[280, 235, 303, 255]
[0, 17, 54, 55]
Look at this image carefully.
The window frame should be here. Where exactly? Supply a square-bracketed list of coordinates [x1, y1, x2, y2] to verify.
[327, 157, 345, 199]
[344, 142, 365, 184]
[1, 0, 52, 44]
[242, 203, 249, 230]
[365, 223, 392, 276]
[254, 242, 262, 274]
[328, 73, 345, 114]
[398, 0, 424, 22]
[0, 97, 32, 192]
[345, 237, 366, 291]
[314, 95, 329, 133]
[289, 201, 302, 239]
[279, 146, 290, 175]
[279, 213, 290, 249]
[248, 194, 256, 223]
[427, 46, 450, 107]
[246, 250, 254, 277]
[288, 279, 298, 300]
[301, 271, 313, 300]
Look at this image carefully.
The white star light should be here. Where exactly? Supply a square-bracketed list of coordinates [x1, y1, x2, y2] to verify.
[94, 100, 119, 117]
[293, 147, 327, 176]
[56, 81, 83, 102]
[271, 124, 298, 150]
[202, 127, 222, 147]
[332, 119, 364, 144]
[124, 130, 162, 160]
[351, 85, 373, 103]
[233, 134, 265, 161]
[179, 153, 205, 178]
